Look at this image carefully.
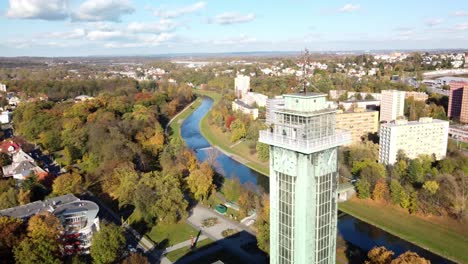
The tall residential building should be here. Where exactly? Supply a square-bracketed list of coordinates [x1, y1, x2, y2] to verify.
[259, 93, 351, 264]
[380, 90, 405, 122]
[448, 82, 468, 123]
[234, 75, 250, 98]
[266, 96, 285, 125]
[0, 83, 6, 92]
[379, 117, 449, 165]
[335, 108, 379, 144]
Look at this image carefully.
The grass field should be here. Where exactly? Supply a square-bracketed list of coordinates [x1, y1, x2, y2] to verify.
[166, 238, 214, 262]
[339, 199, 468, 263]
[145, 222, 198, 249]
[195, 90, 270, 176]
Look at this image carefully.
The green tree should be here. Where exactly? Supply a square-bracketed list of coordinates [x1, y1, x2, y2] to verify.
[408, 159, 424, 184]
[187, 162, 214, 201]
[52, 171, 83, 196]
[134, 172, 188, 224]
[256, 142, 269, 162]
[392, 160, 408, 180]
[356, 179, 371, 199]
[409, 191, 419, 214]
[230, 119, 246, 142]
[90, 222, 126, 264]
[14, 212, 63, 264]
[438, 159, 455, 174]
[422, 180, 439, 195]
[223, 177, 242, 202]
[103, 164, 139, 208]
[63, 145, 81, 166]
[400, 190, 411, 209]
[255, 194, 270, 254]
[389, 180, 404, 205]
[0, 178, 18, 210]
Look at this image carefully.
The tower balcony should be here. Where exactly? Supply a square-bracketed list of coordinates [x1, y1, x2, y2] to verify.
[259, 129, 351, 154]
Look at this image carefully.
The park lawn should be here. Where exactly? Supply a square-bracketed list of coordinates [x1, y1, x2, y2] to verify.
[168, 97, 202, 141]
[339, 199, 468, 264]
[166, 238, 214, 262]
[146, 222, 199, 249]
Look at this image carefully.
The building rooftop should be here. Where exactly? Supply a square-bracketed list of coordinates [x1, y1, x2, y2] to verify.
[341, 99, 380, 103]
[0, 194, 80, 219]
[233, 99, 256, 110]
[382, 117, 448, 128]
[53, 200, 99, 216]
[285, 92, 324, 98]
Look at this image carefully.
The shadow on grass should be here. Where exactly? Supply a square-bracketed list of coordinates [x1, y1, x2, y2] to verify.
[172, 230, 268, 264]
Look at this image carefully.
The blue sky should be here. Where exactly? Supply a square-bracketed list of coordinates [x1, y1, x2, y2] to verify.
[0, 0, 467, 56]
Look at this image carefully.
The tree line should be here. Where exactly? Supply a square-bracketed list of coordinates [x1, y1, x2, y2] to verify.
[343, 140, 467, 220]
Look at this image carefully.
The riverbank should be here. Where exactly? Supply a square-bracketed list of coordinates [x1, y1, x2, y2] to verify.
[339, 198, 468, 264]
[194, 90, 270, 176]
[167, 97, 203, 141]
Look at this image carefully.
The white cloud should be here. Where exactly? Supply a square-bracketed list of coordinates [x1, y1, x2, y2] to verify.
[214, 34, 256, 45]
[73, 0, 134, 22]
[455, 23, 468, 31]
[45, 29, 87, 39]
[153, 1, 206, 18]
[86, 30, 126, 41]
[127, 20, 177, 33]
[104, 33, 175, 48]
[210, 12, 256, 25]
[337, 4, 360, 13]
[425, 18, 443, 27]
[453, 10, 468, 17]
[6, 0, 68, 20]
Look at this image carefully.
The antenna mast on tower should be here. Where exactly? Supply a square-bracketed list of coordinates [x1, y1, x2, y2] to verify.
[301, 48, 310, 94]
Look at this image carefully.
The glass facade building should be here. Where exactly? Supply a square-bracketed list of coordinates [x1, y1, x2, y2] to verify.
[259, 93, 350, 264]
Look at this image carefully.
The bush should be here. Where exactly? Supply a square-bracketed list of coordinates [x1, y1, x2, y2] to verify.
[201, 217, 219, 228]
[221, 228, 239, 238]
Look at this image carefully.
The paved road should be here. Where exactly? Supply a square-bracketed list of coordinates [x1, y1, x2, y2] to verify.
[185, 204, 267, 264]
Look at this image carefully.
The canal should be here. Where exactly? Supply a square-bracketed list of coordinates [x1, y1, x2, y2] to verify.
[180, 97, 453, 264]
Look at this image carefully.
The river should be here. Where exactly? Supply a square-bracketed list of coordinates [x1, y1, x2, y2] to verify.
[180, 97, 453, 264]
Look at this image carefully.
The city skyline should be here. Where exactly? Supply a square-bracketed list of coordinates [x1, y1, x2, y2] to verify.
[0, 0, 467, 56]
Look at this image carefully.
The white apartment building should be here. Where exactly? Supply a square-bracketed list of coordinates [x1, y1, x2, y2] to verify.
[380, 90, 406, 122]
[234, 75, 250, 98]
[232, 99, 259, 120]
[243, 92, 268, 107]
[0, 83, 6, 92]
[379, 117, 449, 165]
